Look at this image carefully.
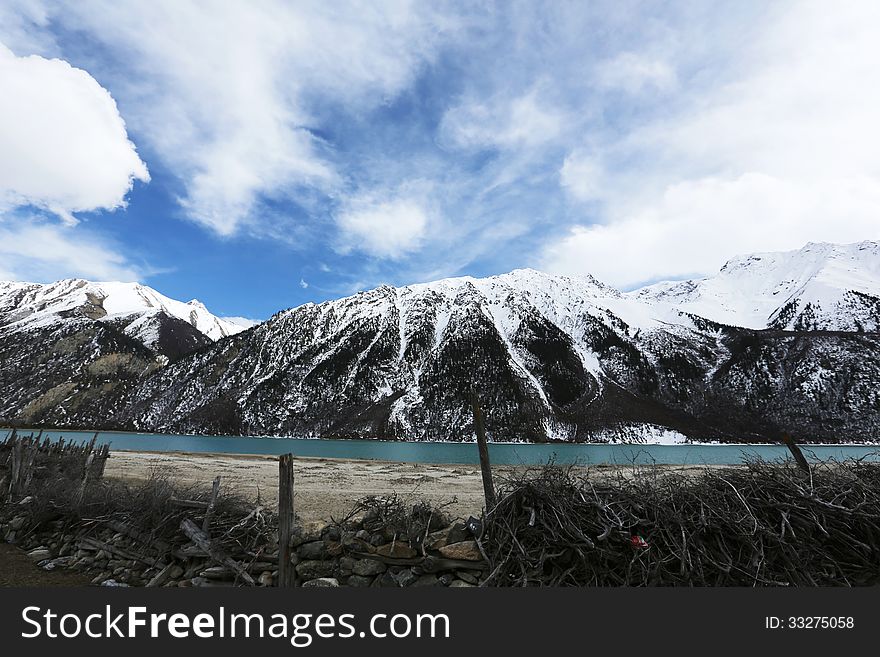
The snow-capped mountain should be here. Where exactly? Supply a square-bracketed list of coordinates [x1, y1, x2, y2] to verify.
[0, 278, 250, 347]
[634, 241, 880, 332]
[1, 241, 878, 442]
[0, 278, 254, 426]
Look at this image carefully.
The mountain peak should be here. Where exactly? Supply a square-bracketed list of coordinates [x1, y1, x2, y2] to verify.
[636, 240, 880, 330]
[0, 278, 250, 343]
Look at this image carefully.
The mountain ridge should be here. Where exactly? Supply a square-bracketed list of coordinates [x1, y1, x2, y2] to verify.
[1, 240, 878, 442]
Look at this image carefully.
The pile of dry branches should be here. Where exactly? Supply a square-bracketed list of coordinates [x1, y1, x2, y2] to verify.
[334, 493, 453, 546]
[481, 459, 880, 586]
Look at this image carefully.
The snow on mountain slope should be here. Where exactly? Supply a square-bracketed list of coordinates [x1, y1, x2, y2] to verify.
[632, 241, 880, 331]
[0, 278, 250, 346]
[3, 241, 879, 442]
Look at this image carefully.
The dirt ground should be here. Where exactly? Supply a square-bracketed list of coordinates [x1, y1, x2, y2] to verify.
[0, 543, 92, 587]
[104, 450, 717, 524]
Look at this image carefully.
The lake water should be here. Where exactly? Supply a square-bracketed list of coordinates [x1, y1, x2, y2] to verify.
[6, 429, 880, 466]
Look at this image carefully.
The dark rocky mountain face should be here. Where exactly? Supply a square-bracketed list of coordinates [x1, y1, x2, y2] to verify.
[0, 280, 230, 429]
[0, 313, 214, 429]
[114, 271, 879, 443]
[2, 242, 879, 443]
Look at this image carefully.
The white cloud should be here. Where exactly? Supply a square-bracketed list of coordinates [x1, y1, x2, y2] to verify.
[0, 42, 149, 223]
[559, 151, 605, 203]
[31, 0, 457, 236]
[336, 192, 430, 260]
[440, 87, 567, 151]
[543, 1, 880, 286]
[542, 173, 880, 287]
[0, 219, 144, 282]
[299, 278, 309, 289]
[595, 51, 677, 94]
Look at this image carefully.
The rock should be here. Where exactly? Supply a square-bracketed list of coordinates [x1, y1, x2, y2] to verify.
[369, 533, 385, 547]
[258, 571, 274, 587]
[170, 565, 185, 579]
[448, 523, 471, 544]
[325, 541, 343, 557]
[247, 561, 276, 573]
[293, 522, 324, 546]
[439, 573, 455, 586]
[346, 575, 373, 587]
[296, 559, 336, 581]
[90, 573, 107, 586]
[201, 566, 234, 580]
[375, 542, 417, 559]
[449, 580, 475, 588]
[298, 540, 327, 560]
[10, 516, 25, 531]
[177, 580, 193, 588]
[394, 569, 419, 587]
[352, 559, 386, 577]
[355, 529, 371, 542]
[376, 571, 399, 587]
[302, 577, 339, 588]
[339, 556, 356, 574]
[27, 547, 51, 562]
[424, 527, 452, 550]
[456, 571, 480, 585]
[191, 577, 231, 588]
[42, 557, 73, 571]
[411, 574, 440, 587]
[323, 526, 342, 542]
[100, 579, 130, 587]
[438, 540, 482, 561]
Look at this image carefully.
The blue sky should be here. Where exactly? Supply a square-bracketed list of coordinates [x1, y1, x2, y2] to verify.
[1, 1, 879, 321]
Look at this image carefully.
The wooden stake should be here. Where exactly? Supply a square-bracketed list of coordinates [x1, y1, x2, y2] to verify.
[278, 453, 295, 587]
[203, 476, 221, 534]
[781, 433, 810, 474]
[470, 390, 497, 511]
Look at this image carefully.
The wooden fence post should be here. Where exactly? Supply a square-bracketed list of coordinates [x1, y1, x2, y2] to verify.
[203, 476, 221, 533]
[278, 453, 295, 587]
[470, 390, 497, 511]
[781, 433, 810, 474]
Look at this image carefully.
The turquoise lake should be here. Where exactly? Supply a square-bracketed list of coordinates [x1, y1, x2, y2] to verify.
[6, 429, 880, 466]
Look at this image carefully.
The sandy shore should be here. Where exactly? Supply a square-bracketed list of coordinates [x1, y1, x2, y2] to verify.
[104, 450, 718, 524]
[105, 451, 504, 523]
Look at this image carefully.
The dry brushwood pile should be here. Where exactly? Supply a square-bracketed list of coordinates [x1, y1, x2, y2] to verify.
[480, 459, 880, 586]
[1, 433, 486, 587]
[0, 431, 276, 586]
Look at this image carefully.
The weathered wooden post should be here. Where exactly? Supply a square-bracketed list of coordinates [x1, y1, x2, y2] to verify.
[470, 390, 497, 511]
[203, 476, 221, 533]
[781, 433, 810, 474]
[76, 449, 96, 506]
[278, 453, 295, 587]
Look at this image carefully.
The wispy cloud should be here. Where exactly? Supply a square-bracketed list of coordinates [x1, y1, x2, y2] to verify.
[0, 216, 145, 282]
[25, 0, 461, 238]
[335, 186, 432, 260]
[2, 1, 878, 303]
[540, 1, 880, 287]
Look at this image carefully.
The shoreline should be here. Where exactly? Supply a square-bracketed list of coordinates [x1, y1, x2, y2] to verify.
[5, 426, 880, 447]
[103, 450, 724, 525]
